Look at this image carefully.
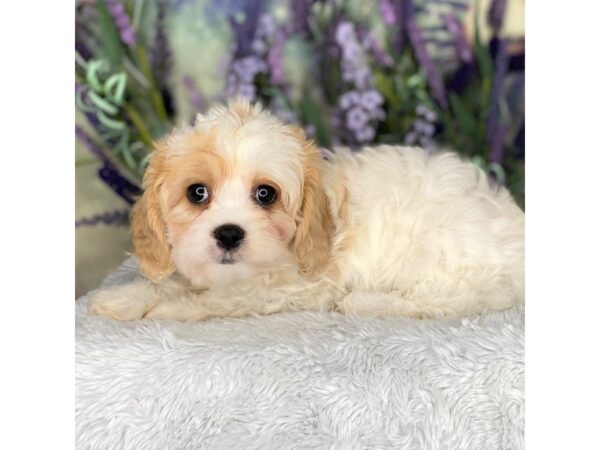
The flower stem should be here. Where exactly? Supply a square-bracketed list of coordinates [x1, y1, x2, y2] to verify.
[123, 103, 154, 149]
[135, 45, 168, 122]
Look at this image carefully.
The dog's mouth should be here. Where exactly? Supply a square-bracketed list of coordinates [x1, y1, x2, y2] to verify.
[218, 251, 239, 265]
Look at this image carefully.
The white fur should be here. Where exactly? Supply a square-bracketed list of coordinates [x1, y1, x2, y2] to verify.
[77, 259, 525, 449]
[170, 176, 296, 288]
[89, 102, 524, 321]
[325, 145, 524, 317]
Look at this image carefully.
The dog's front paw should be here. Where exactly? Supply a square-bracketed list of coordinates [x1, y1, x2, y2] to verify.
[88, 285, 152, 321]
[144, 300, 210, 322]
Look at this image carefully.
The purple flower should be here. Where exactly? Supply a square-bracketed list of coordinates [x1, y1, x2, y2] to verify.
[334, 20, 385, 145]
[182, 76, 205, 112]
[346, 107, 369, 131]
[106, 0, 136, 48]
[339, 91, 361, 109]
[488, 0, 508, 35]
[151, 0, 172, 87]
[379, 0, 397, 26]
[418, 135, 435, 151]
[335, 22, 355, 43]
[416, 104, 437, 122]
[488, 123, 506, 164]
[372, 107, 386, 120]
[251, 39, 268, 55]
[290, 0, 311, 35]
[76, 209, 131, 228]
[249, 13, 277, 58]
[237, 83, 257, 99]
[76, 125, 141, 204]
[405, 104, 439, 151]
[442, 14, 473, 64]
[270, 96, 297, 124]
[354, 67, 373, 90]
[226, 55, 268, 100]
[355, 126, 375, 143]
[267, 32, 287, 86]
[487, 39, 509, 163]
[76, 15, 96, 60]
[406, 19, 448, 108]
[223, 12, 287, 101]
[414, 119, 435, 136]
[335, 22, 372, 89]
[98, 162, 142, 205]
[75, 123, 107, 160]
[255, 13, 276, 40]
[228, 0, 265, 59]
[360, 90, 384, 112]
[233, 56, 267, 81]
[359, 30, 394, 67]
[404, 131, 417, 145]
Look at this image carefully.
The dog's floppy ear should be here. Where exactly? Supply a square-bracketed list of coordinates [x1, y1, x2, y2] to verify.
[131, 142, 175, 282]
[290, 128, 333, 276]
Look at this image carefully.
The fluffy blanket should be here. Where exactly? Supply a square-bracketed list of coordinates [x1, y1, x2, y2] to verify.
[75, 259, 524, 450]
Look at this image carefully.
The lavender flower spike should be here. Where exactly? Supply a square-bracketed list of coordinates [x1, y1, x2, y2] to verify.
[487, 39, 509, 163]
[488, 0, 508, 35]
[98, 162, 141, 205]
[183, 76, 205, 113]
[359, 28, 394, 67]
[76, 208, 131, 228]
[106, 0, 136, 48]
[291, 0, 312, 35]
[224, 56, 267, 101]
[151, 0, 172, 87]
[442, 14, 473, 64]
[334, 20, 386, 145]
[379, 0, 397, 26]
[268, 31, 287, 86]
[76, 124, 107, 160]
[406, 19, 448, 108]
[405, 104, 438, 152]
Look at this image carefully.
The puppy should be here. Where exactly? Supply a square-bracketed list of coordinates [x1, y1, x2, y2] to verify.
[89, 99, 524, 321]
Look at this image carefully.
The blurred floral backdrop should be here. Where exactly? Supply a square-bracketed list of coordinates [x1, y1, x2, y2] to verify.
[75, 0, 525, 294]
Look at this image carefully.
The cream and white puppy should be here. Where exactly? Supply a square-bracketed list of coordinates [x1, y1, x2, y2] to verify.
[89, 99, 524, 321]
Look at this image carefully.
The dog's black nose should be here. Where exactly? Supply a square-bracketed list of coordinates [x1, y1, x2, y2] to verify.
[213, 224, 245, 250]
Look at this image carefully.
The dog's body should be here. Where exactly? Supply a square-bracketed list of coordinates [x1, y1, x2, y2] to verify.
[90, 101, 524, 321]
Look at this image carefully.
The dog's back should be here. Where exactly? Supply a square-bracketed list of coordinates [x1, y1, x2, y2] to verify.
[325, 145, 524, 318]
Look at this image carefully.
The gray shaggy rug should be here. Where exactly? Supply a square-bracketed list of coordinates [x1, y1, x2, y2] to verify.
[75, 259, 524, 450]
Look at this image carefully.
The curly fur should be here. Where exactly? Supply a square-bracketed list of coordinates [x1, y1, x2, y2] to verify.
[89, 99, 524, 321]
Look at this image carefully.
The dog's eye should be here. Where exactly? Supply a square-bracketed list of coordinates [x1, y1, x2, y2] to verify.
[187, 184, 210, 203]
[254, 185, 277, 205]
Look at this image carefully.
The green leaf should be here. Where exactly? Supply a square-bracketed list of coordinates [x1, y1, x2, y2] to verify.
[415, 90, 430, 103]
[121, 145, 137, 171]
[449, 93, 478, 137]
[472, 155, 486, 170]
[488, 162, 506, 186]
[137, 152, 152, 174]
[104, 73, 127, 105]
[88, 91, 119, 115]
[75, 89, 95, 113]
[97, 111, 126, 131]
[473, 0, 493, 82]
[406, 74, 423, 88]
[299, 94, 331, 148]
[392, 74, 407, 101]
[374, 72, 398, 108]
[86, 60, 108, 93]
[96, 0, 125, 67]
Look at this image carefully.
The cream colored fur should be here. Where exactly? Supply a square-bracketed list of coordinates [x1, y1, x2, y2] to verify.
[89, 100, 524, 321]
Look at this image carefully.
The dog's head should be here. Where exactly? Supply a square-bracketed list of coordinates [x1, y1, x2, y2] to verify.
[131, 99, 333, 287]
